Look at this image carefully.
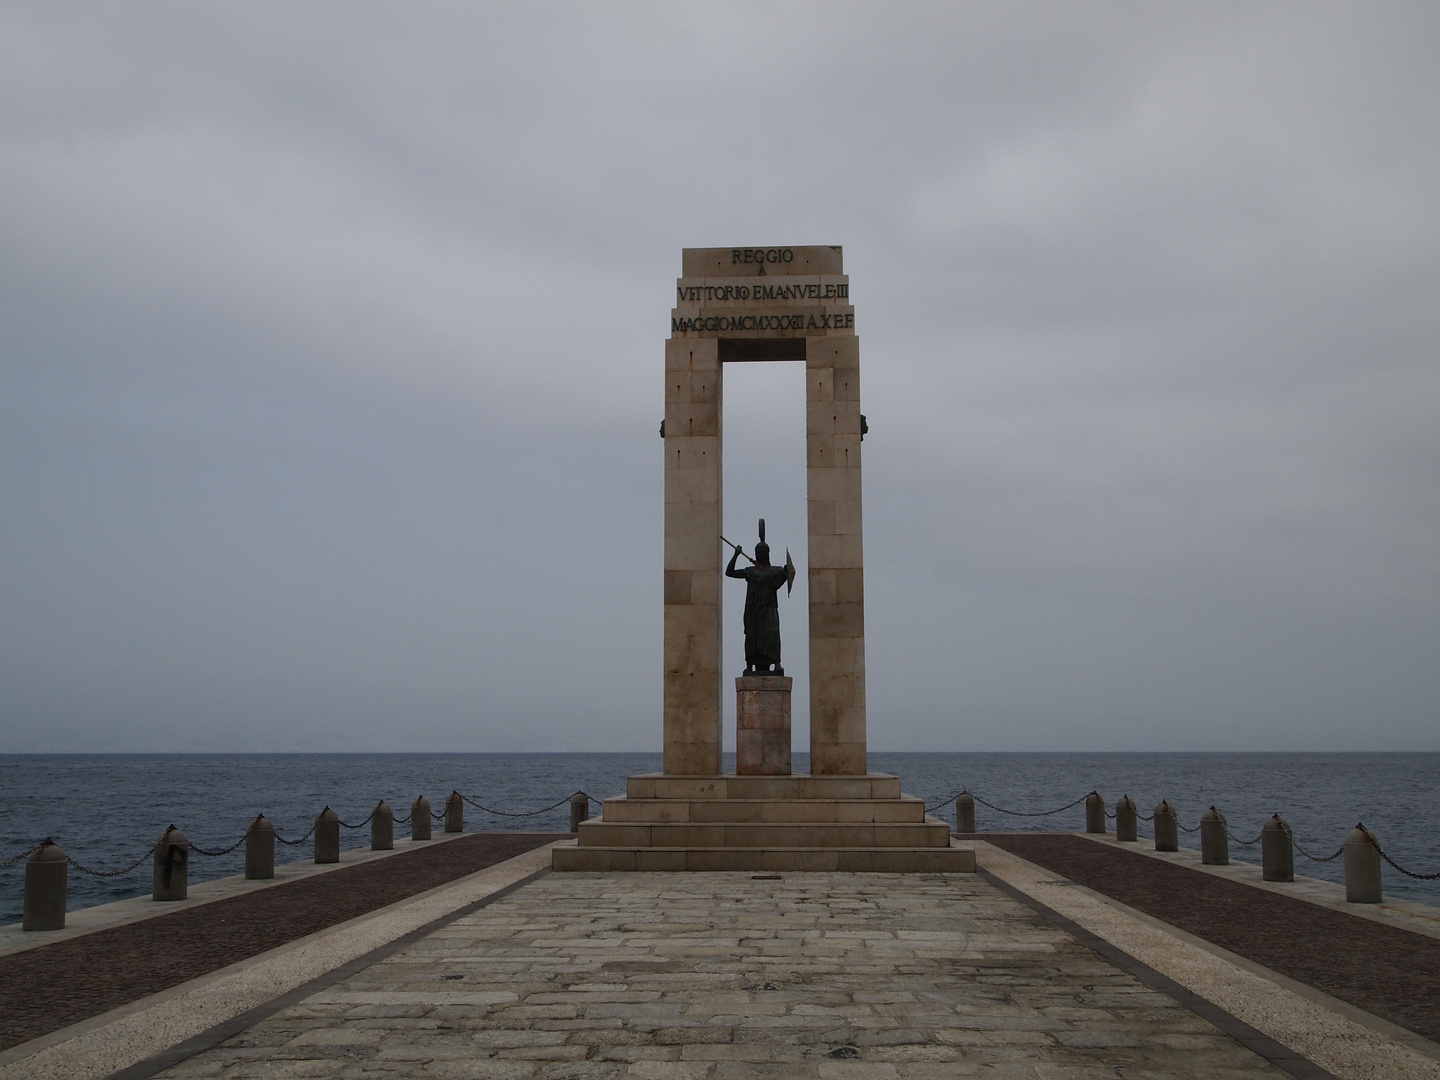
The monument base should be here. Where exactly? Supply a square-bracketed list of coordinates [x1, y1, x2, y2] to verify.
[551, 773, 975, 873]
[736, 675, 791, 775]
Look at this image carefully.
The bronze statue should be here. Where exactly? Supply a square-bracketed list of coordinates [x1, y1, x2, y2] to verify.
[724, 519, 795, 677]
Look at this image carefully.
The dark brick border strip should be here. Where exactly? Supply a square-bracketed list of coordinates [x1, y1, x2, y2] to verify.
[986, 832, 1440, 1044]
[105, 867, 551, 1080]
[0, 832, 564, 1052]
[979, 868, 1337, 1080]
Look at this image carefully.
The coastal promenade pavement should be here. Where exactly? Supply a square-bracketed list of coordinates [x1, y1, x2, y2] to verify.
[4, 839, 1439, 1080]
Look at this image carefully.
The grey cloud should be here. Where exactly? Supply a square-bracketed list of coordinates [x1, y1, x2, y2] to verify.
[1, 2, 1436, 752]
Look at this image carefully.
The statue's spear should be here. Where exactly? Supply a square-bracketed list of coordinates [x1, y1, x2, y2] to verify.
[720, 536, 754, 563]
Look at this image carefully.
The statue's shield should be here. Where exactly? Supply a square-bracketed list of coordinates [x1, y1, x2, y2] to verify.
[785, 548, 796, 594]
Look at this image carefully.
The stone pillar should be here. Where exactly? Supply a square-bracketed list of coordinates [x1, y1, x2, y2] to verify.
[956, 792, 975, 835]
[23, 841, 67, 931]
[570, 792, 589, 833]
[444, 791, 463, 833]
[1085, 792, 1105, 834]
[1200, 807, 1229, 865]
[153, 826, 189, 901]
[735, 675, 792, 775]
[663, 335, 723, 775]
[314, 807, 340, 864]
[1261, 815, 1294, 882]
[1153, 800, 1178, 852]
[372, 801, 394, 851]
[411, 796, 432, 841]
[1344, 824, 1382, 903]
[1115, 796, 1137, 842]
[806, 336, 866, 775]
[245, 814, 275, 879]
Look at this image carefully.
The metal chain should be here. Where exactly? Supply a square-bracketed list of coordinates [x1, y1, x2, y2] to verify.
[1138, 812, 1155, 821]
[1177, 820, 1200, 832]
[1357, 827, 1440, 879]
[275, 822, 317, 846]
[459, 792, 582, 818]
[337, 810, 376, 830]
[0, 842, 44, 869]
[393, 812, 412, 824]
[1374, 844, 1440, 879]
[190, 834, 248, 857]
[1227, 827, 1263, 847]
[925, 793, 958, 813]
[66, 842, 160, 878]
[1277, 821, 1343, 863]
[968, 791, 1093, 818]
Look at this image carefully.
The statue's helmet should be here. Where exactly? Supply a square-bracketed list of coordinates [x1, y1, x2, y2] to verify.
[754, 542, 771, 564]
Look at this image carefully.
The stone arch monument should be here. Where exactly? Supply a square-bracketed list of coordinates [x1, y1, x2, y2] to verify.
[663, 246, 865, 777]
[552, 247, 973, 872]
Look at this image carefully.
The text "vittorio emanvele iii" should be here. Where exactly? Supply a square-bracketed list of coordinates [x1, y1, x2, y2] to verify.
[676, 282, 849, 303]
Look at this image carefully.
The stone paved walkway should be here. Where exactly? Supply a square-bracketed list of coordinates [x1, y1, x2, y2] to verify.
[155, 871, 1293, 1079]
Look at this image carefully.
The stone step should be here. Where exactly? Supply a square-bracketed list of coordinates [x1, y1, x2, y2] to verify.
[625, 773, 903, 802]
[576, 819, 954, 850]
[551, 840, 976, 873]
[600, 795, 927, 824]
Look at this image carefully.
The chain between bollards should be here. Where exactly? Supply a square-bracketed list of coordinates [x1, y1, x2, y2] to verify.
[1371, 836, 1440, 879]
[1278, 820, 1344, 863]
[1, 842, 45, 870]
[275, 822, 318, 846]
[65, 842, 161, 878]
[967, 791, 1093, 818]
[460, 792, 586, 818]
[189, 834, 249, 857]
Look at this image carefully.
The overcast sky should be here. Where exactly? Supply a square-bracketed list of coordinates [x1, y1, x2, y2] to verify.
[2, 3, 1436, 754]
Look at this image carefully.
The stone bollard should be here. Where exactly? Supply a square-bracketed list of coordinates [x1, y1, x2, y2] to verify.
[23, 840, 67, 931]
[444, 791, 463, 834]
[1153, 800, 1178, 852]
[956, 792, 975, 835]
[153, 825, 190, 901]
[1115, 796, 1137, 842]
[1261, 815, 1294, 882]
[1200, 806, 1229, 865]
[1085, 792, 1106, 834]
[245, 814, 275, 879]
[569, 792, 589, 833]
[314, 806, 340, 864]
[372, 800, 394, 851]
[412, 796, 432, 841]
[1344, 824, 1382, 903]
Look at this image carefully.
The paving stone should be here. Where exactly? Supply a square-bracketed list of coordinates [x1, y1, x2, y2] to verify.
[152, 872, 1295, 1079]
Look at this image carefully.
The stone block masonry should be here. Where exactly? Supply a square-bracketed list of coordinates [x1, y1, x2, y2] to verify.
[664, 246, 866, 776]
[735, 675, 792, 775]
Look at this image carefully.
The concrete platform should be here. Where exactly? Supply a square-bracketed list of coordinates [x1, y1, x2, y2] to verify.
[4, 839, 1438, 1079]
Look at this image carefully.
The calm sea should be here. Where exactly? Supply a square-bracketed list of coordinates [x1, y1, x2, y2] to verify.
[2, 752, 1436, 921]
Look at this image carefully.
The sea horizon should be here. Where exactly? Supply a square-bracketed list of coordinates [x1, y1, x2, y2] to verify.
[3, 750, 1437, 918]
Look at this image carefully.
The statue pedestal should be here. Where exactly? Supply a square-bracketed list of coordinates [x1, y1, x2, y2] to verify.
[736, 676, 792, 775]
